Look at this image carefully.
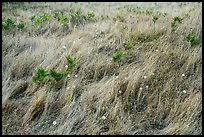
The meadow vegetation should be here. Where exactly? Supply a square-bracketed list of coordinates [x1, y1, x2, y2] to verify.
[2, 2, 202, 135]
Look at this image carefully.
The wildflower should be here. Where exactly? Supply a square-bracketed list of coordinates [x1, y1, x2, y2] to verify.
[102, 106, 105, 110]
[75, 75, 78, 78]
[183, 90, 187, 94]
[101, 116, 106, 120]
[119, 90, 122, 94]
[62, 45, 66, 49]
[73, 41, 75, 44]
[65, 65, 68, 68]
[67, 87, 70, 90]
[53, 121, 57, 125]
[152, 73, 154, 76]
[59, 52, 62, 54]
[146, 85, 149, 89]
[144, 76, 147, 79]
[182, 74, 185, 77]
[139, 87, 143, 90]
[125, 77, 127, 80]
[156, 49, 158, 52]
[116, 76, 119, 79]
[67, 74, 70, 78]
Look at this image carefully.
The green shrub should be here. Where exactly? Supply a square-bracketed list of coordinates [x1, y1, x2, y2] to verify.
[112, 50, 124, 62]
[184, 34, 199, 47]
[32, 67, 49, 83]
[171, 16, 183, 32]
[49, 69, 65, 81]
[66, 55, 75, 69]
[2, 18, 15, 30]
[17, 22, 25, 29]
[87, 11, 95, 20]
[123, 42, 134, 50]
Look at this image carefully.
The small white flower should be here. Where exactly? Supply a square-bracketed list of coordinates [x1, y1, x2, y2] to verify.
[183, 90, 187, 94]
[62, 46, 66, 49]
[101, 116, 106, 120]
[116, 76, 119, 79]
[144, 76, 147, 79]
[102, 106, 105, 110]
[75, 75, 78, 78]
[152, 73, 154, 76]
[146, 85, 149, 89]
[65, 65, 68, 68]
[182, 74, 185, 77]
[139, 87, 143, 90]
[119, 90, 122, 94]
[124, 77, 127, 80]
[156, 49, 158, 52]
[73, 41, 75, 44]
[67, 74, 70, 78]
[53, 121, 57, 125]
[67, 87, 70, 90]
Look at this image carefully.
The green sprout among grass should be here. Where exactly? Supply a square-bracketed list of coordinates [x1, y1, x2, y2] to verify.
[112, 50, 124, 62]
[87, 11, 95, 20]
[17, 22, 25, 29]
[184, 34, 199, 47]
[49, 69, 66, 81]
[66, 55, 76, 69]
[2, 18, 15, 30]
[152, 15, 159, 32]
[123, 42, 134, 50]
[58, 15, 68, 24]
[171, 16, 183, 32]
[32, 67, 49, 83]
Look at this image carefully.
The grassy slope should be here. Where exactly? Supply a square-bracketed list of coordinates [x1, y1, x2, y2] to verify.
[2, 2, 202, 135]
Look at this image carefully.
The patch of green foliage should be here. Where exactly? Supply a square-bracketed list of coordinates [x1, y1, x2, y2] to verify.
[17, 22, 26, 29]
[123, 42, 134, 50]
[31, 12, 50, 26]
[49, 69, 66, 81]
[66, 55, 75, 69]
[87, 11, 95, 20]
[112, 50, 124, 62]
[32, 67, 49, 83]
[184, 34, 200, 47]
[2, 18, 15, 30]
[171, 16, 183, 32]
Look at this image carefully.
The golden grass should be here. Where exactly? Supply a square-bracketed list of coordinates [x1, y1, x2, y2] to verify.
[2, 2, 202, 135]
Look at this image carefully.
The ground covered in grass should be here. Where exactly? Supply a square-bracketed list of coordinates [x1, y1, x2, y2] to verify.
[2, 2, 202, 135]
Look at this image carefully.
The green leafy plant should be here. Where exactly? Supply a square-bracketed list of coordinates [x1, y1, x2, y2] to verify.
[112, 50, 124, 62]
[184, 34, 199, 47]
[58, 15, 68, 24]
[152, 15, 159, 32]
[49, 69, 65, 81]
[2, 18, 15, 30]
[87, 11, 95, 20]
[171, 16, 183, 32]
[123, 42, 134, 50]
[31, 12, 50, 26]
[66, 55, 75, 69]
[146, 9, 153, 16]
[32, 67, 49, 83]
[17, 22, 25, 29]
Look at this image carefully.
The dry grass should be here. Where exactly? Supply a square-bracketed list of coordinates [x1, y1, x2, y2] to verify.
[2, 2, 202, 135]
